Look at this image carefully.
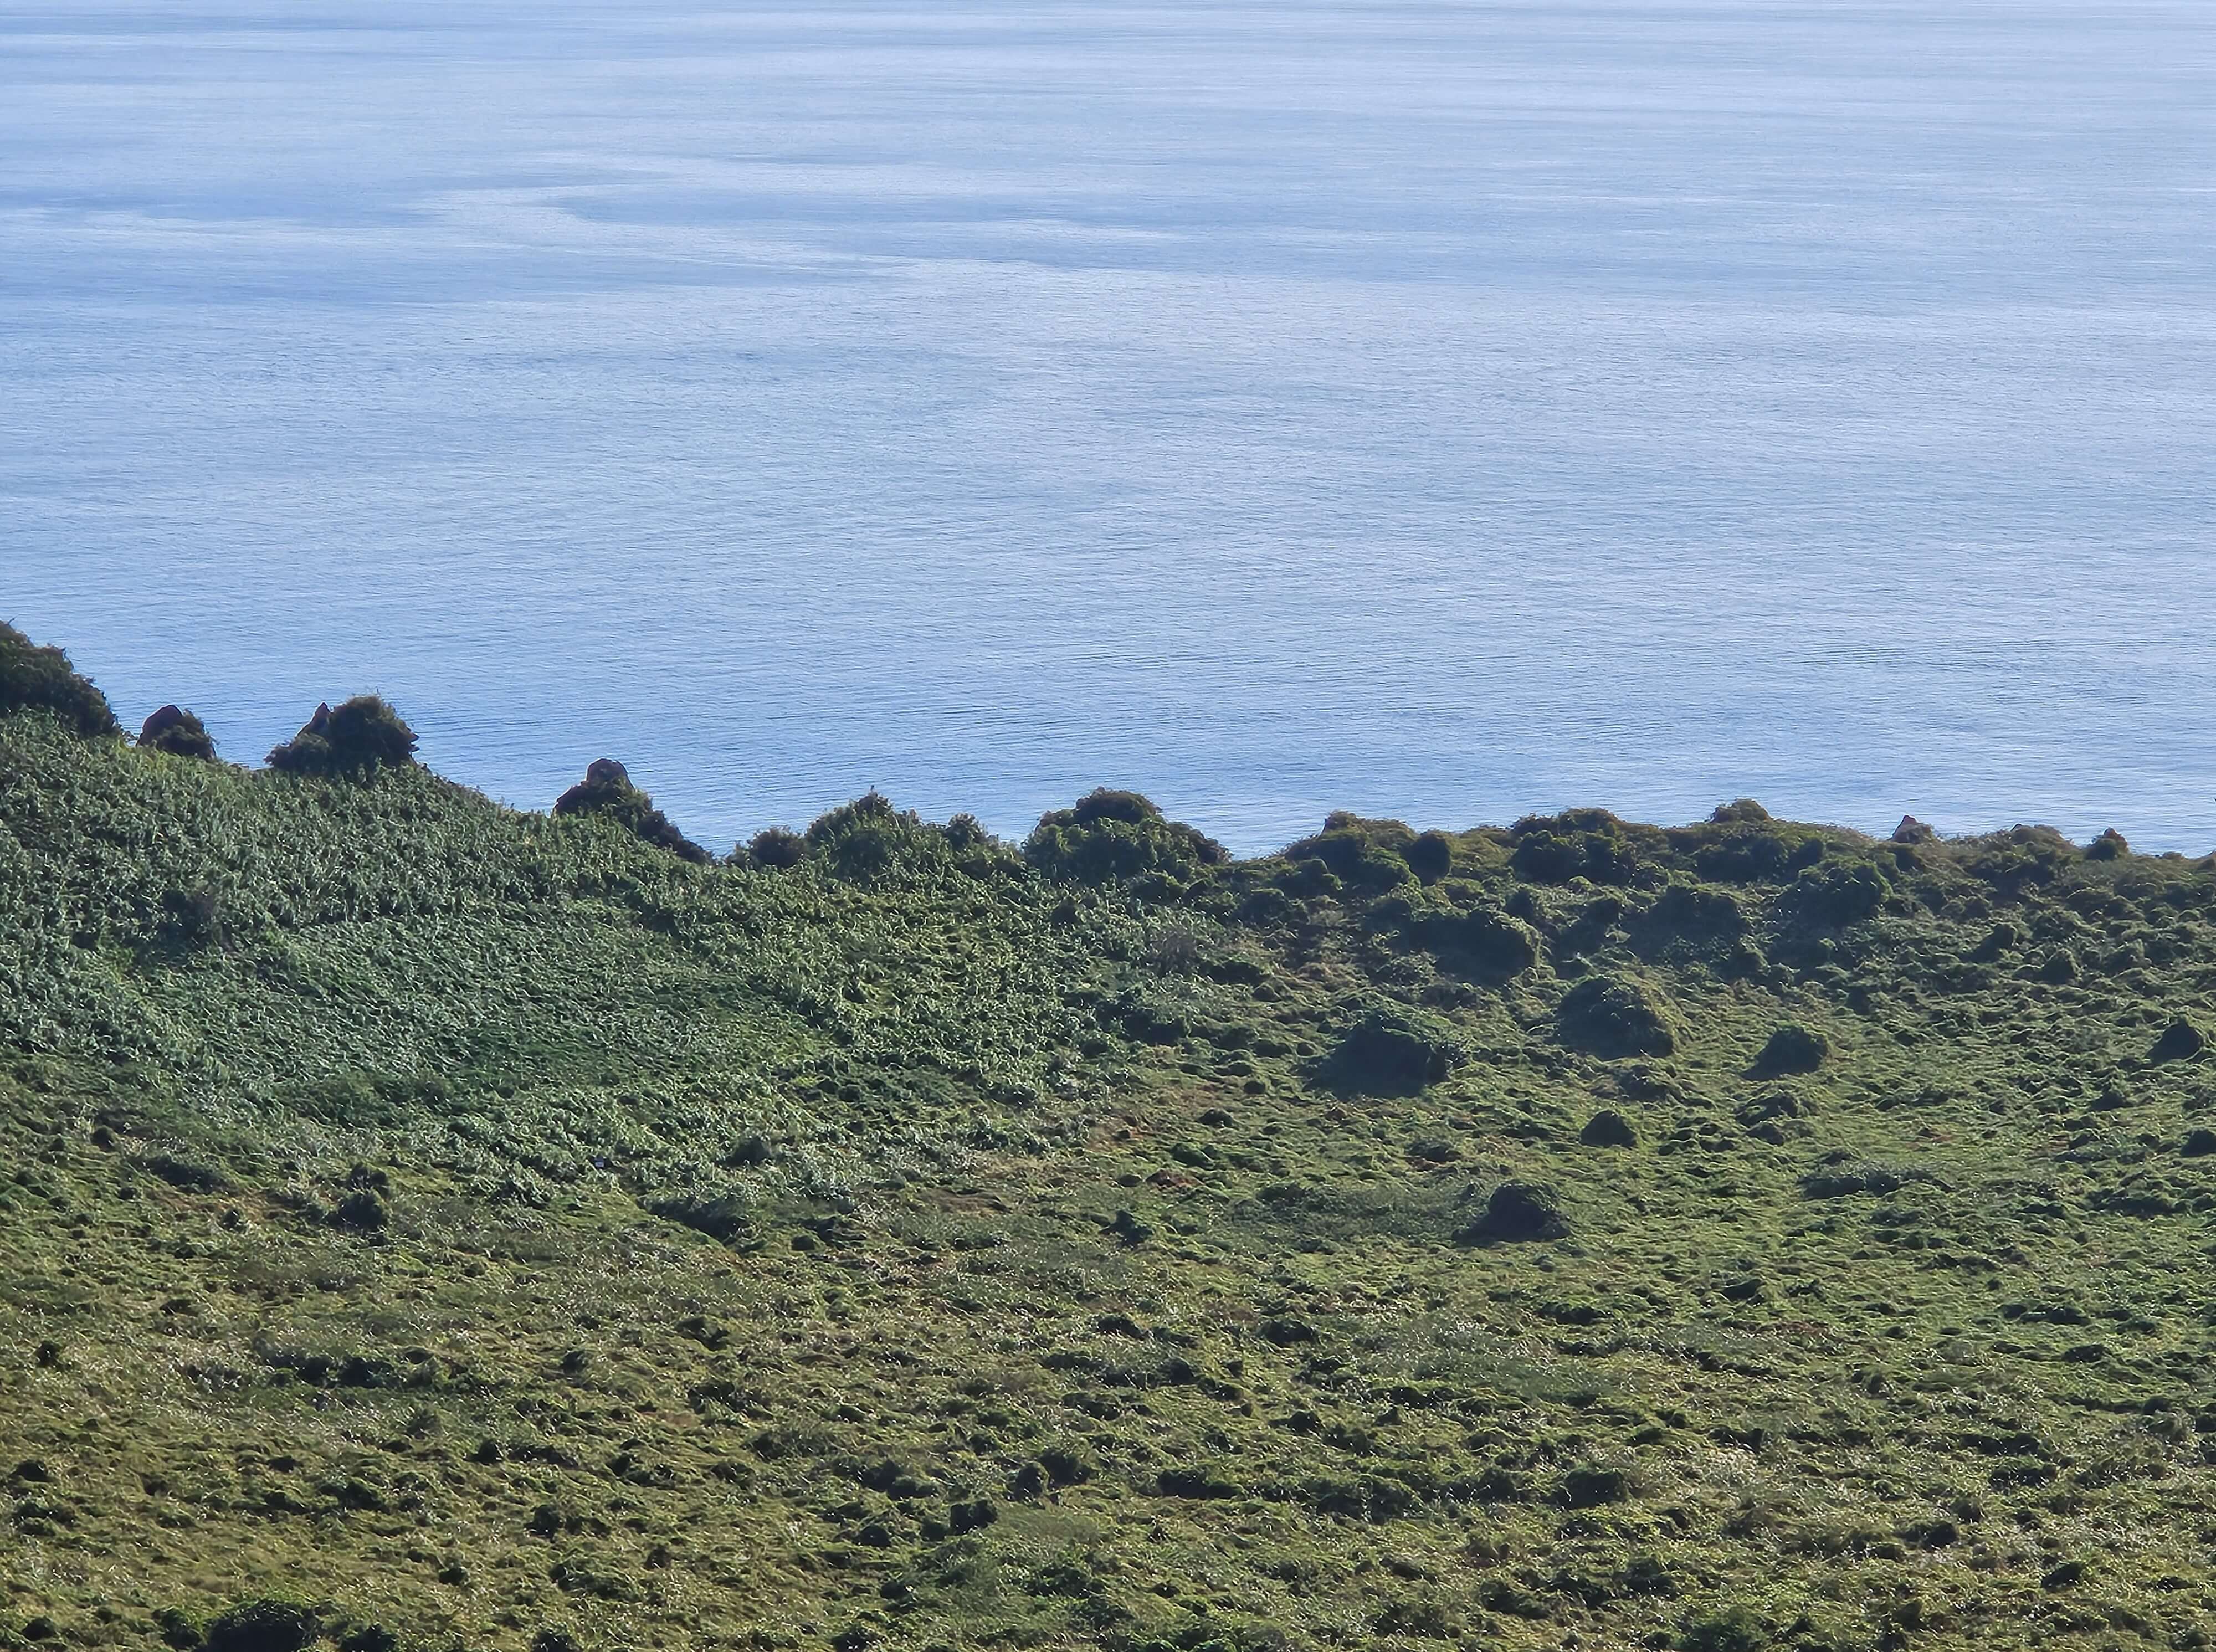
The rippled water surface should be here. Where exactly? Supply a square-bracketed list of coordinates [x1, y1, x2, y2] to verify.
[6, 0, 2214, 851]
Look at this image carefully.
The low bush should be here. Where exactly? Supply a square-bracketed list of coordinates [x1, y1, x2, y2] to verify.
[1510, 810, 1640, 886]
[805, 791, 947, 882]
[1319, 1001, 1462, 1094]
[1710, 798, 1771, 824]
[203, 1599, 319, 1652]
[1282, 814, 1418, 891]
[1558, 974, 1678, 1058]
[1461, 1181, 1568, 1243]
[0, 622, 119, 737]
[1424, 904, 1540, 977]
[743, 826, 807, 869]
[268, 696, 417, 777]
[138, 704, 217, 760]
[1678, 1606, 1766, 1652]
[1752, 1023, 1827, 1076]
[1405, 829, 1454, 883]
[2151, 1017, 2206, 1064]
[1778, 859, 1888, 927]
[1025, 789, 1228, 889]
[1581, 1108, 1638, 1147]
[552, 758, 710, 864]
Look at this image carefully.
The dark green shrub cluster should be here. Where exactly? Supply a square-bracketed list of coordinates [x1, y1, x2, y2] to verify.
[268, 697, 418, 777]
[804, 791, 946, 882]
[1778, 858, 1889, 927]
[1753, 1022, 1827, 1076]
[1405, 829, 1454, 883]
[1581, 1107, 1638, 1147]
[1690, 821, 1824, 884]
[1558, 973, 1678, 1058]
[1024, 789, 1228, 889]
[1510, 809, 1645, 885]
[552, 758, 710, 865]
[1317, 999, 1462, 1094]
[1461, 1180, 1568, 1243]
[201, 1598, 319, 1652]
[138, 705, 217, 760]
[1281, 813, 1418, 892]
[0, 622, 119, 737]
[743, 826, 807, 869]
[1422, 903, 1539, 977]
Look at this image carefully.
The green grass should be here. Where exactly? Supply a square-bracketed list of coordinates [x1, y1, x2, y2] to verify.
[6, 705, 2216, 1652]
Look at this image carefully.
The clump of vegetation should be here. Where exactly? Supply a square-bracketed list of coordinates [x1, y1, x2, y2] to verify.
[1509, 808, 1644, 884]
[0, 622, 118, 736]
[138, 704, 218, 760]
[1581, 1107, 1638, 1147]
[2151, 1017, 2206, 1064]
[742, 825, 807, 869]
[1405, 828, 1454, 883]
[202, 1598, 319, 1652]
[1317, 999, 1463, 1094]
[1558, 972, 1679, 1057]
[1753, 1022, 1827, 1075]
[803, 790, 955, 881]
[1281, 813, 1420, 892]
[552, 758, 711, 865]
[266, 696, 418, 776]
[1024, 788, 1228, 888]
[1423, 902, 1540, 977]
[1462, 1179, 1569, 1242]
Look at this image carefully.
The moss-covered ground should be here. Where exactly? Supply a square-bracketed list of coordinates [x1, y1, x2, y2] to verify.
[7, 699, 2216, 1652]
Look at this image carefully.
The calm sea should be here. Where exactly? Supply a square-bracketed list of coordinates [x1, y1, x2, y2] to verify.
[5, 1, 2213, 855]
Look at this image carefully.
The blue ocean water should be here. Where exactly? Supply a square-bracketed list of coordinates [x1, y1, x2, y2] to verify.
[4, 0, 2213, 855]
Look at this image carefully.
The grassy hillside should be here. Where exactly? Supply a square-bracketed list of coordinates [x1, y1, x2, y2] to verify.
[7, 648, 2216, 1652]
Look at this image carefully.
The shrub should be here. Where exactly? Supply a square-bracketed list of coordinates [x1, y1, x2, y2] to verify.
[1558, 974, 1678, 1058]
[743, 826, 807, 869]
[0, 622, 119, 736]
[1282, 815, 1419, 891]
[805, 791, 947, 881]
[1319, 1001, 1463, 1094]
[1025, 789, 1228, 889]
[647, 1192, 755, 1246]
[203, 1599, 319, 1652]
[1581, 1109, 1638, 1147]
[1678, 1606, 1766, 1652]
[1710, 798, 1771, 824]
[1558, 1464, 1633, 1507]
[1753, 1023, 1827, 1076]
[1406, 829, 1453, 883]
[1965, 826, 2074, 894]
[1644, 883, 1747, 938]
[1693, 826, 1810, 884]
[1461, 1181, 1568, 1243]
[2085, 828, 2128, 861]
[1778, 859, 1887, 927]
[1425, 905, 1540, 978]
[138, 705, 217, 760]
[331, 1188, 390, 1232]
[1510, 810, 1639, 886]
[268, 696, 417, 777]
[2151, 1017, 2206, 1064]
[551, 758, 709, 864]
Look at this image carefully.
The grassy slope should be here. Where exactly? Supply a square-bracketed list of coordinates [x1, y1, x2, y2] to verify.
[6, 711, 2216, 1652]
